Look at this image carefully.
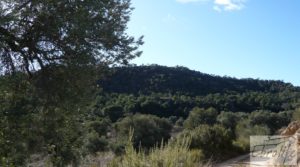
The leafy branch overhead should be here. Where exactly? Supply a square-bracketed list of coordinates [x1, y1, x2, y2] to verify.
[0, 0, 143, 75]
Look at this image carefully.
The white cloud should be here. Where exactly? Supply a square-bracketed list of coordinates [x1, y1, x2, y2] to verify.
[176, 0, 209, 4]
[214, 0, 246, 11]
[213, 5, 222, 12]
[176, 0, 247, 12]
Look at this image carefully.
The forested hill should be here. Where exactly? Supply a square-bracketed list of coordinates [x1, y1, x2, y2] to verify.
[100, 65, 298, 95]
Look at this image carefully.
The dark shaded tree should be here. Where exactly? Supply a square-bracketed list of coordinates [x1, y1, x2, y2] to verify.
[0, 0, 143, 75]
[0, 0, 143, 166]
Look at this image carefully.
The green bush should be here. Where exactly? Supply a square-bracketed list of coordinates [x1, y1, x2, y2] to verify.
[179, 124, 234, 160]
[88, 118, 112, 136]
[292, 108, 300, 121]
[111, 141, 126, 156]
[86, 131, 109, 154]
[249, 110, 291, 133]
[115, 114, 172, 149]
[184, 107, 218, 129]
[175, 117, 185, 127]
[234, 119, 270, 151]
[103, 105, 124, 122]
[217, 111, 241, 130]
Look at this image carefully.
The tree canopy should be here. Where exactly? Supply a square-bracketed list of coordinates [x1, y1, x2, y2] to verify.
[0, 1, 144, 166]
[0, 0, 143, 75]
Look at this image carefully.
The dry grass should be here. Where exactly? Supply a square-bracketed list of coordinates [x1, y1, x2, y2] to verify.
[108, 130, 211, 167]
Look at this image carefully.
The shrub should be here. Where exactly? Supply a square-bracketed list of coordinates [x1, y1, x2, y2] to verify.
[89, 118, 111, 136]
[292, 108, 300, 121]
[111, 141, 126, 156]
[234, 119, 270, 151]
[108, 132, 209, 167]
[217, 111, 240, 130]
[103, 105, 124, 122]
[179, 124, 234, 160]
[249, 110, 291, 133]
[184, 107, 218, 129]
[175, 117, 185, 127]
[168, 116, 178, 124]
[86, 131, 109, 154]
[115, 114, 172, 149]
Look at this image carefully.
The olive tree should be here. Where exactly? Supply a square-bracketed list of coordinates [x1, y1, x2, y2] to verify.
[0, 0, 143, 75]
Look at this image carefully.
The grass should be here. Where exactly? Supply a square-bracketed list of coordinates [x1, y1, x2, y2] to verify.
[108, 130, 211, 167]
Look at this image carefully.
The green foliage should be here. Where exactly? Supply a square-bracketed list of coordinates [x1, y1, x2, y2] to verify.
[101, 65, 296, 97]
[179, 124, 235, 160]
[175, 117, 185, 126]
[115, 114, 172, 149]
[1, 157, 16, 167]
[0, 74, 93, 167]
[0, 0, 143, 166]
[217, 111, 244, 130]
[111, 141, 126, 156]
[1, 58, 298, 167]
[86, 131, 109, 154]
[103, 105, 124, 122]
[234, 119, 270, 150]
[184, 107, 218, 129]
[39, 107, 84, 167]
[0, 74, 38, 166]
[108, 132, 209, 167]
[139, 99, 165, 116]
[168, 116, 178, 124]
[0, 0, 143, 75]
[249, 110, 292, 133]
[292, 108, 300, 121]
[88, 118, 112, 136]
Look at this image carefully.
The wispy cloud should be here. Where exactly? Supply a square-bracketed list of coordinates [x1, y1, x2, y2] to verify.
[214, 0, 246, 11]
[176, 0, 247, 12]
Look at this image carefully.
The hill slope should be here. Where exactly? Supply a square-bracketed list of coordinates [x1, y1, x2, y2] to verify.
[100, 65, 297, 96]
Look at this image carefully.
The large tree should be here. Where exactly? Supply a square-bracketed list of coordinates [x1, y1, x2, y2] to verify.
[0, 0, 144, 107]
[0, 0, 143, 75]
[0, 0, 143, 166]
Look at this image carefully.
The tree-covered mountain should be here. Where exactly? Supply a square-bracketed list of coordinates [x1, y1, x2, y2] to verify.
[87, 65, 300, 165]
[1, 0, 298, 166]
[100, 65, 298, 96]
[2, 65, 300, 166]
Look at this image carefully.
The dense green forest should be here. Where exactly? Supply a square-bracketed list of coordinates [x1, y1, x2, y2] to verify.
[2, 65, 300, 166]
[99, 65, 300, 113]
[101, 65, 298, 95]
[1, 0, 300, 166]
[86, 65, 299, 164]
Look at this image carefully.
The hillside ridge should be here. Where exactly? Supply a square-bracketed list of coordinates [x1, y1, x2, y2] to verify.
[100, 65, 298, 96]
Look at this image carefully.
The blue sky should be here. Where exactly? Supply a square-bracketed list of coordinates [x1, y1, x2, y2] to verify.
[127, 0, 300, 86]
